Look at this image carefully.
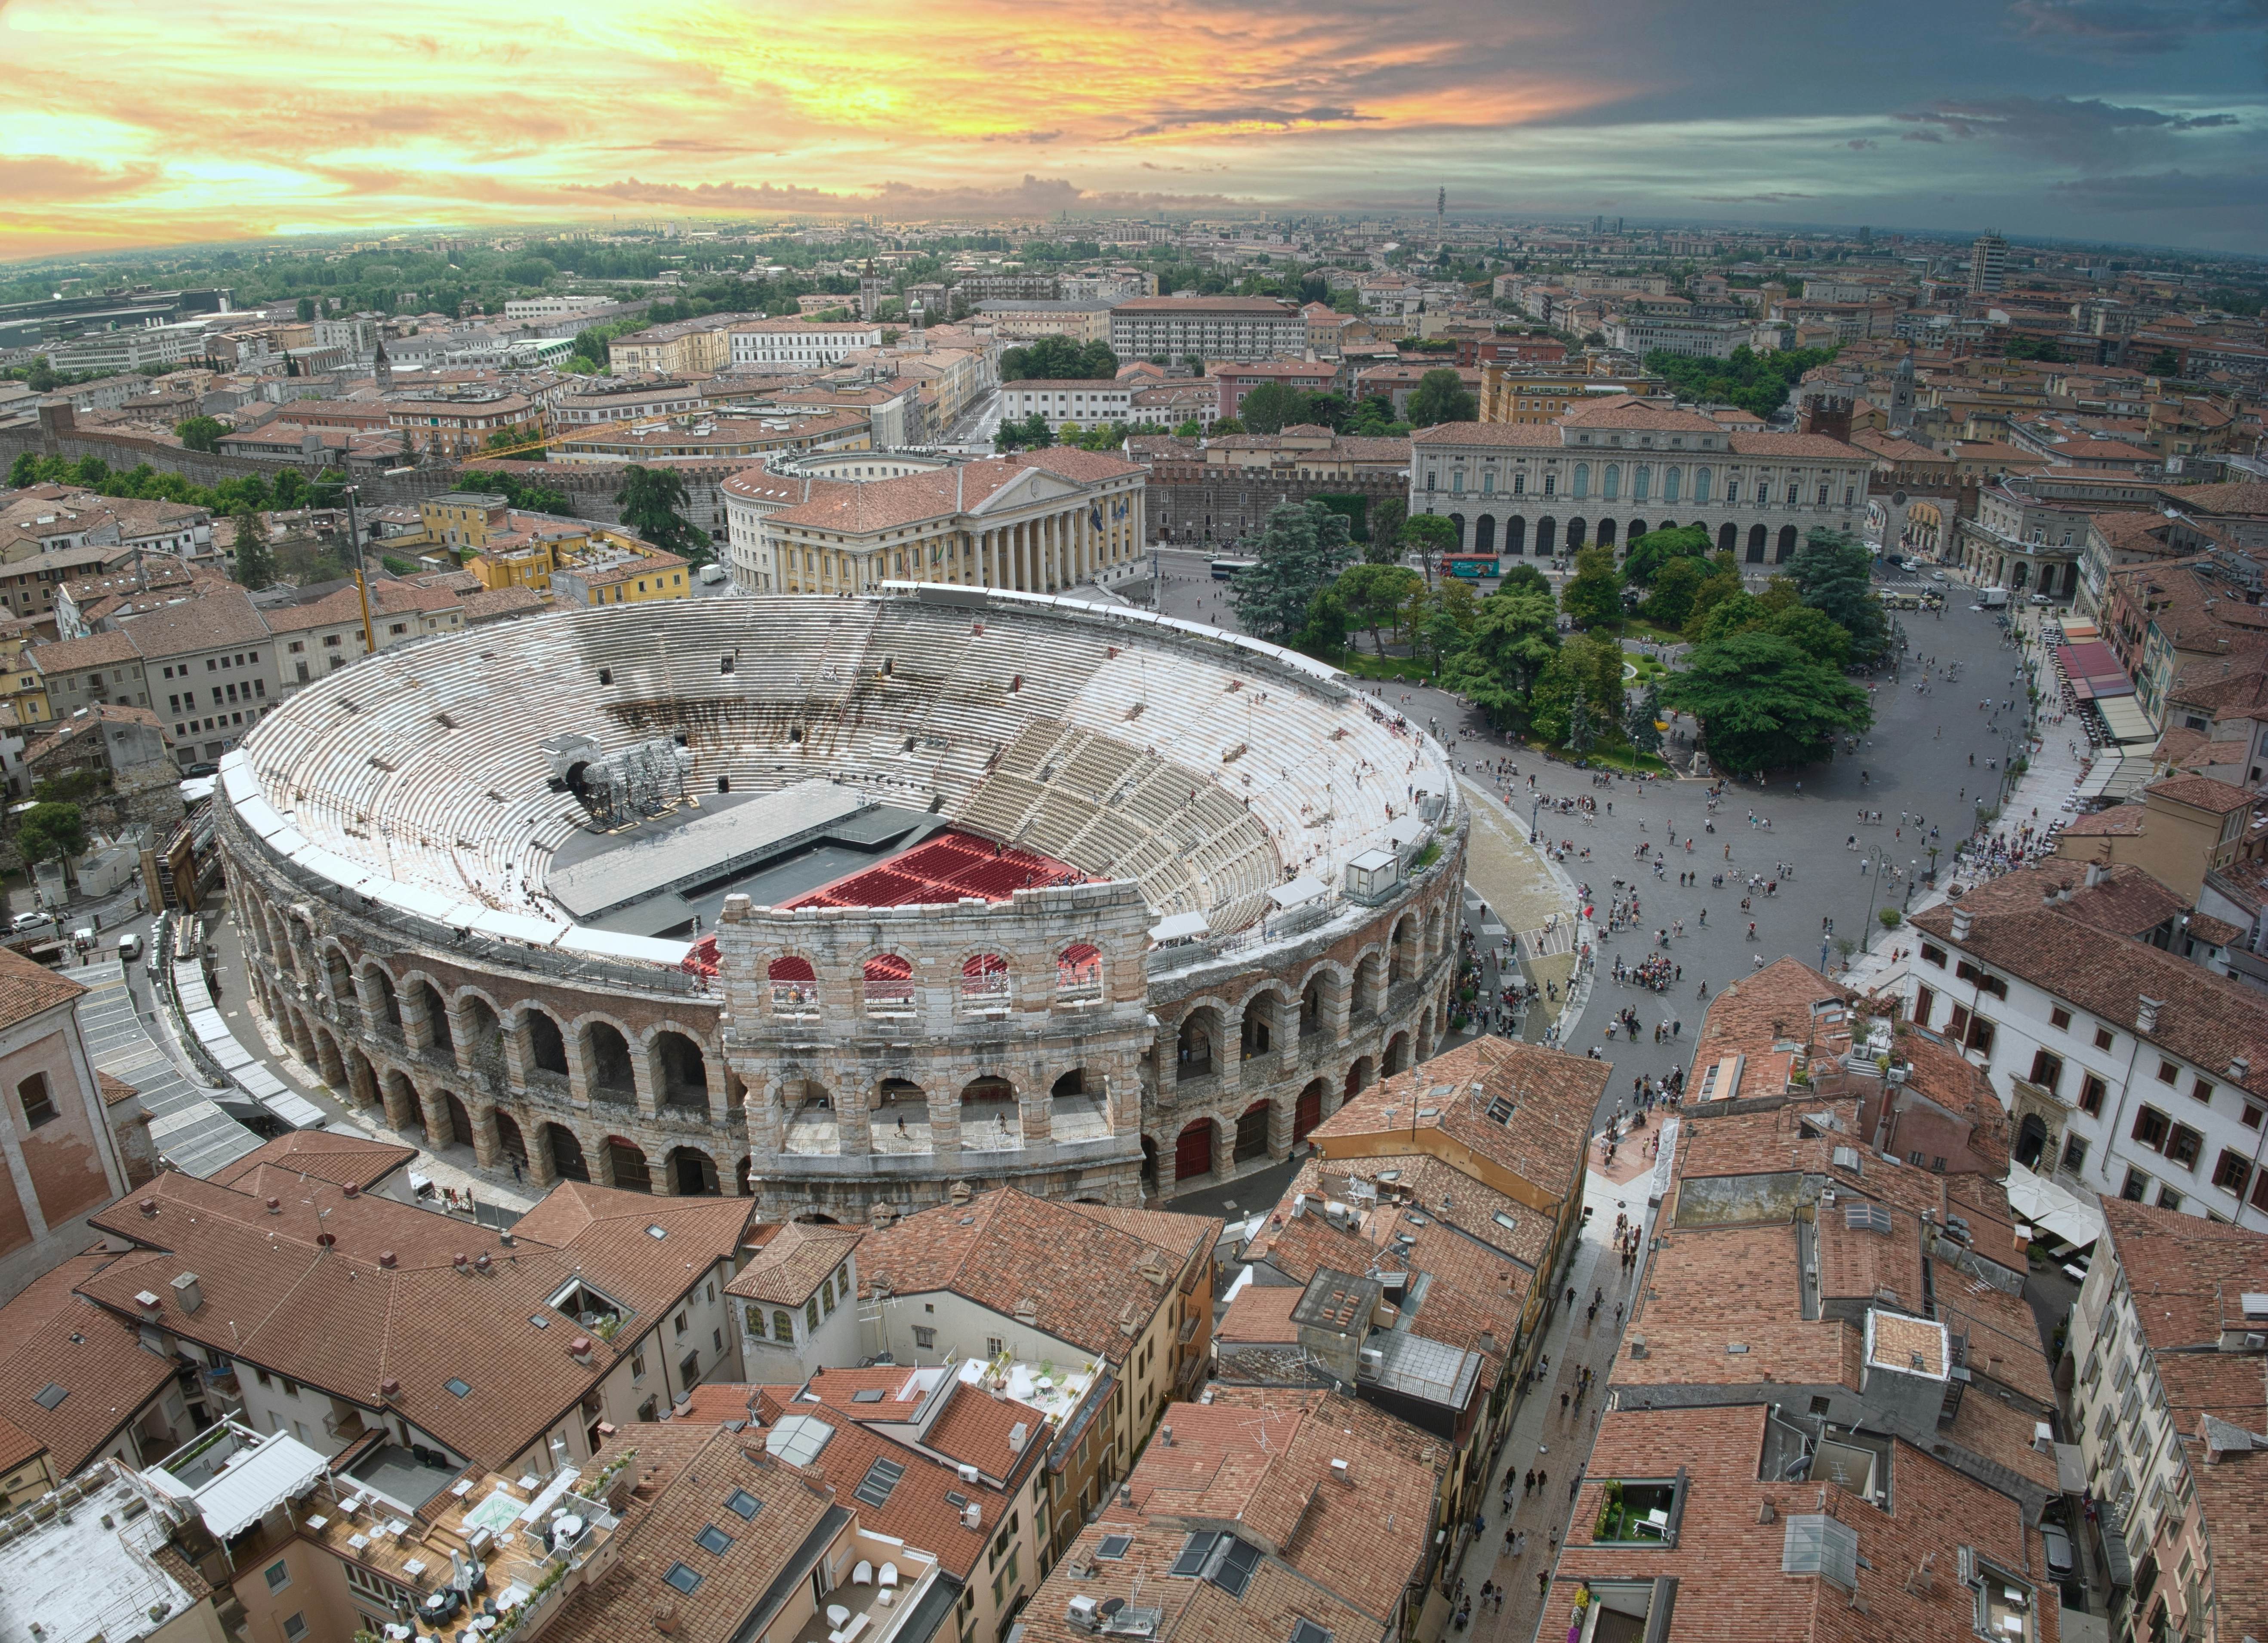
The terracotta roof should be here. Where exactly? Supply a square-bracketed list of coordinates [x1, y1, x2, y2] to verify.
[2099, 1198, 2268, 1353]
[857, 1188, 1216, 1365]
[1729, 431, 1869, 458]
[120, 584, 271, 660]
[1017, 1518, 1385, 1643]
[0, 947, 86, 1031]
[28, 631, 142, 675]
[2145, 773, 2255, 814]
[1215, 1284, 1303, 1344]
[542, 1423, 839, 1643]
[207, 1129, 416, 1193]
[1558, 395, 1724, 433]
[1408, 421, 1561, 448]
[724, 1221, 863, 1307]
[0, 1255, 177, 1477]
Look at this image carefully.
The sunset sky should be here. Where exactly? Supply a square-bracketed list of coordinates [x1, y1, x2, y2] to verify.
[3, 0, 2264, 259]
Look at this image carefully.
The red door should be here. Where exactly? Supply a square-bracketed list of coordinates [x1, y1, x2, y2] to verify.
[1174, 1119, 1214, 1181]
[1294, 1084, 1322, 1142]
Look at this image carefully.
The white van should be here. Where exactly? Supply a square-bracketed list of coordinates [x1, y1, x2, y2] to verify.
[698, 563, 728, 586]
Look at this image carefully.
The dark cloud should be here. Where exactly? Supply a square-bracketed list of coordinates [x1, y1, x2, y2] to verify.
[1847, 138, 1879, 149]
[2046, 167, 2268, 208]
[981, 130, 1064, 145]
[2006, 0, 2268, 56]
[1893, 94, 2246, 167]
[1119, 105, 1375, 137]
[570, 173, 1246, 216]
[1695, 190, 1815, 202]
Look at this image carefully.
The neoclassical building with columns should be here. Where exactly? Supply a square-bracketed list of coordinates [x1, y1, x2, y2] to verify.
[1411, 396, 1870, 564]
[722, 447, 1147, 595]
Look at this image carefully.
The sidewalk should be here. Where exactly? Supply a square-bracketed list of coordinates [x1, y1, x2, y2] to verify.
[1422, 1158, 1661, 1643]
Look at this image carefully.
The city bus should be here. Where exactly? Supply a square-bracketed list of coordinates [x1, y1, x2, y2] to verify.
[1210, 557, 1258, 580]
[1443, 555, 1500, 580]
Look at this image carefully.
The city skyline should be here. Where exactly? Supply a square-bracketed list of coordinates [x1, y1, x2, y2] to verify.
[2, 0, 2265, 260]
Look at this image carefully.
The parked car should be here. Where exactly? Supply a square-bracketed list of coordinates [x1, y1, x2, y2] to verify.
[115, 932, 143, 964]
[2040, 1523, 2074, 1581]
[1930, 571, 1948, 582]
[184, 761, 219, 777]
[2031, 593, 2053, 605]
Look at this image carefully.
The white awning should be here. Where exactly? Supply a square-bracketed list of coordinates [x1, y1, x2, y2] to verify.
[1149, 912, 1209, 943]
[2098, 697, 2159, 746]
[2005, 1163, 2105, 1251]
[185, 1433, 330, 1540]
[1267, 876, 1328, 910]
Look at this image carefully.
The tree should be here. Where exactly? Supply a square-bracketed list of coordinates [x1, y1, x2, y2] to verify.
[1659, 629, 1872, 774]
[1560, 545, 1625, 630]
[1530, 632, 1625, 750]
[1366, 496, 1407, 563]
[1335, 564, 1424, 654]
[2146, 348, 2181, 376]
[16, 802, 86, 866]
[1405, 368, 1477, 428]
[1639, 555, 1708, 628]
[231, 510, 274, 590]
[1786, 528, 1886, 661]
[1228, 501, 1356, 645]
[1625, 684, 1665, 760]
[175, 415, 226, 453]
[1621, 523, 1712, 586]
[614, 465, 713, 567]
[1442, 583, 1560, 728]
[1237, 381, 1309, 436]
[1401, 512, 1457, 570]
[1766, 604, 1852, 668]
[295, 296, 316, 322]
[1348, 395, 1407, 437]
[999, 336, 1120, 382]
[1640, 343, 1837, 419]
[1297, 582, 1350, 655]
[1419, 578, 1479, 671]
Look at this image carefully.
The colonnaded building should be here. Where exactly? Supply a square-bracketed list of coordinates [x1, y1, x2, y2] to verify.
[1410, 395, 1873, 563]
[219, 588, 1464, 1222]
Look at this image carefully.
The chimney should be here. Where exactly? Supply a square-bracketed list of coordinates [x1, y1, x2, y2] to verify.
[570, 1335, 595, 1368]
[1331, 1457, 1352, 1485]
[379, 1250, 398, 1269]
[1158, 1425, 1173, 1448]
[453, 1252, 470, 1273]
[1950, 909, 1973, 943]
[134, 1289, 163, 1322]
[2138, 996, 2163, 1033]
[2228, 1056, 2250, 1081]
[963, 1502, 983, 1531]
[343, 1181, 360, 1198]
[2084, 863, 2105, 888]
[266, 1197, 282, 1216]
[137, 1198, 158, 1219]
[475, 1252, 492, 1273]
[380, 1378, 401, 1402]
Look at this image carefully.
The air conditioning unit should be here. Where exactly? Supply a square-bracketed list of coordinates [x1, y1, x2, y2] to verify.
[958, 1463, 980, 1485]
[1066, 1596, 1100, 1633]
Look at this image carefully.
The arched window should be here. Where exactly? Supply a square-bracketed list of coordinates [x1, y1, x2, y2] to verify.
[773, 1308, 794, 1341]
[1664, 466, 1681, 503]
[1694, 467, 1713, 503]
[1633, 465, 1651, 502]
[1572, 463, 1590, 500]
[1602, 465, 1620, 500]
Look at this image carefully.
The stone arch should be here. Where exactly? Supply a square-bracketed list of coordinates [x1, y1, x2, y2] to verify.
[1233, 1099, 1272, 1164]
[459, 993, 505, 1080]
[736, 1156, 753, 1196]
[347, 1048, 380, 1110]
[1294, 1079, 1327, 1142]
[1448, 512, 1466, 549]
[1346, 1056, 1375, 1098]
[1239, 985, 1290, 1058]
[650, 1029, 709, 1111]
[1568, 516, 1588, 550]
[960, 1075, 1018, 1150]
[669, 1146, 721, 1196]
[1297, 966, 1336, 1041]
[1627, 519, 1648, 542]
[407, 977, 453, 1055]
[310, 1025, 347, 1088]
[1536, 517, 1557, 556]
[1474, 515, 1496, 555]
[958, 950, 1011, 1011]
[494, 1110, 527, 1168]
[604, 1136, 651, 1193]
[1746, 524, 1768, 564]
[1383, 1031, 1412, 1076]
[1775, 525, 1799, 563]
[363, 964, 402, 1031]
[1423, 903, 1445, 969]
[1718, 522, 1738, 555]
[1596, 519, 1618, 548]
[524, 1008, 569, 1076]
[1350, 949, 1385, 1018]
[1505, 516, 1526, 556]
[382, 1068, 422, 1134]
[1173, 1117, 1217, 1183]
[1056, 943, 1102, 1001]
[1388, 915, 1418, 986]
[441, 1090, 474, 1150]
[544, 1122, 590, 1182]
[766, 954, 820, 1014]
[1140, 1136, 1159, 1194]
[580, 1017, 637, 1102]
[319, 942, 354, 1005]
[1177, 1005, 1222, 1081]
[860, 951, 916, 1015]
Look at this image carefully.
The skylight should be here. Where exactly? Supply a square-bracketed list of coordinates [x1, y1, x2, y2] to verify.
[1169, 1532, 1220, 1578]
[1098, 1535, 1132, 1560]
[1782, 1513, 1859, 1590]
[850, 1388, 886, 1404]
[854, 1456, 906, 1508]
[1292, 1622, 1334, 1643]
[663, 1562, 703, 1595]
[647, 1225, 669, 1240]
[766, 1414, 835, 1468]
[1211, 1537, 1263, 1599]
[724, 1488, 761, 1520]
[697, 1524, 734, 1555]
[33, 1384, 66, 1411]
[445, 1378, 471, 1398]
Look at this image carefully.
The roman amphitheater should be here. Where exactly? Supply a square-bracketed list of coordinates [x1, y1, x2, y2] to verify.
[219, 586, 1464, 1220]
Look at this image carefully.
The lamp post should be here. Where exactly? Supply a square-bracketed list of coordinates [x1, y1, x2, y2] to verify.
[1531, 791, 1545, 848]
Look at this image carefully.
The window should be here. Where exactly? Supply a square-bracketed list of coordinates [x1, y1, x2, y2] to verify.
[912, 1325, 937, 1350]
[282, 1617, 306, 1642]
[805, 1298, 820, 1330]
[986, 1336, 1006, 1358]
[2193, 1078, 2214, 1105]
[2166, 1125, 2203, 1171]
[2213, 1149, 2252, 1196]
[2028, 1050, 2063, 1094]
[696, 1524, 734, 1555]
[773, 1309, 793, 1342]
[2080, 1074, 2107, 1115]
[2122, 1167, 2150, 1202]
[2158, 1059, 2179, 1085]
[16, 1073, 54, 1128]
[724, 1487, 761, 1520]
[2062, 1135, 2089, 1173]
[265, 1561, 292, 1593]
[2050, 1007, 2071, 1030]
[2133, 1107, 2172, 1151]
[2159, 1184, 2185, 1211]
[632, 1351, 647, 1381]
[663, 1563, 703, 1595]
[1921, 943, 1947, 968]
[2096, 1026, 2115, 1051]
[2247, 1105, 2265, 1131]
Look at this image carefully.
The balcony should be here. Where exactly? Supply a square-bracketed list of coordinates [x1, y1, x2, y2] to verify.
[771, 982, 821, 1019]
[860, 980, 917, 1020]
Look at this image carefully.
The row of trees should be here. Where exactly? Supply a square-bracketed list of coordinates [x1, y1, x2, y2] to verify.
[998, 337, 1119, 382]
[1640, 344, 1838, 419]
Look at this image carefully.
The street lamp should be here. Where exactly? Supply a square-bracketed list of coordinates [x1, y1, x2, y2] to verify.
[1530, 791, 1545, 847]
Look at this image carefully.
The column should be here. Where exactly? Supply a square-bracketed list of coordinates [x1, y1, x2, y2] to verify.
[525, 1124, 560, 1188]
[1020, 1085, 1050, 1146]
[470, 1105, 502, 1168]
[839, 1083, 872, 1156]
[419, 1085, 456, 1149]
[927, 1085, 960, 1160]
[381, 1070, 418, 1131]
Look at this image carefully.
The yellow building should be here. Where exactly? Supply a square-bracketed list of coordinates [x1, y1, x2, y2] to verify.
[548, 543, 693, 607]
[0, 634, 51, 729]
[417, 491, 510, 551]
